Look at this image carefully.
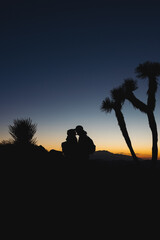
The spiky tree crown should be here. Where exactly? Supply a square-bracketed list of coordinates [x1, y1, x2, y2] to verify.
[111, 87, 125, 106]
[123, 79, 138, 93]
[135, 61, 160, 79]
[101, 97, 114, 113]
[9, 118, 37, 144]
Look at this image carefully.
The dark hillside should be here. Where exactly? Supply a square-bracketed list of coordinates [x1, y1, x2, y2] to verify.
[1, 144, 160, 170]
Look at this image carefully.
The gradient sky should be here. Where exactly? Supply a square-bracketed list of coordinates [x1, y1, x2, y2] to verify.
[0, 0, 160, 158]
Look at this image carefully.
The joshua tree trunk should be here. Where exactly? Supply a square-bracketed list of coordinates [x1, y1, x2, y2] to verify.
[147, 78, 158, 163]
[147, 77, 157, 111]
[115, 108, 138, 162]
[147, 111, 158, 163]
[126, 93, 158, 163]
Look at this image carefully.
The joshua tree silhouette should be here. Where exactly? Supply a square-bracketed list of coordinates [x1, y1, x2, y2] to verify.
[136, 61, 160, 111]
[9, 118, 37, 145]
[122, 61, 160, 163]
[136, 62, 160, 163]
[122, 79, 148, 113]
[101, 86, 138, 162]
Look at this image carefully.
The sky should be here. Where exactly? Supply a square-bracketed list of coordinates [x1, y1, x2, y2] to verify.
[0, 0, 160, 159]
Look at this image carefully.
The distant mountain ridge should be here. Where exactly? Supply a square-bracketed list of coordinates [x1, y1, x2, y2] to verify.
[49, 149, 135, 161]
[90, 150, 133, 161]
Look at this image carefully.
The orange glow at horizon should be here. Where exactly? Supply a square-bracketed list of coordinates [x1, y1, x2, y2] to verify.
[41, 142, 160, 160]
[1, 110, 160, 160]
[0, 133, 159, 160]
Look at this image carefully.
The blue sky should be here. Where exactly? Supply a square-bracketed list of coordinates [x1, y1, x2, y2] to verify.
[0, 0, 160, 157]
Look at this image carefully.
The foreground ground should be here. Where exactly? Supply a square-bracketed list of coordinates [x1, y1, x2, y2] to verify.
[1, 144, 160, 170]
[89, 158, 160, 169]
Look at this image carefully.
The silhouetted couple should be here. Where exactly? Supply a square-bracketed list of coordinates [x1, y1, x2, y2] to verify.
[62, 125, 95, 162]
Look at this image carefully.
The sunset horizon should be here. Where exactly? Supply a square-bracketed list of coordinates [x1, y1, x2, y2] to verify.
[1, 120, 160, 160]
[1, 1, 160, 164]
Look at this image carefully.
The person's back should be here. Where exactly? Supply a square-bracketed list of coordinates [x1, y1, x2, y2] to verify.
[62, 129, 78, 161]
[75, 126, 95, 161]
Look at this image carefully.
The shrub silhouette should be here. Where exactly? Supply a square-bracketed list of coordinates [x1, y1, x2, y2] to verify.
[9, 118, 37, 145]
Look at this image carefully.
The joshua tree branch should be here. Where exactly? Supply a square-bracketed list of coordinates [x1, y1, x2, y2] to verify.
[126, 92, 148, 113]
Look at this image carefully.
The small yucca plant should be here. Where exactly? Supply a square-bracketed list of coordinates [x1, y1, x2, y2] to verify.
[9, 118, 37, 145]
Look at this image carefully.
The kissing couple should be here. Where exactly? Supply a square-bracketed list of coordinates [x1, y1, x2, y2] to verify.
[61, 125, 95, 161]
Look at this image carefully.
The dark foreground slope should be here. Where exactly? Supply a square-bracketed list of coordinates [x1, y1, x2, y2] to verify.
[1, 146, 159, 233]
[1, 144, 160, 170]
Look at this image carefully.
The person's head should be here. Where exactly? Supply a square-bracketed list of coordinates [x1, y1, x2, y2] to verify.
[75, 125, 86, 136]
[67, 129, 76, 137]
